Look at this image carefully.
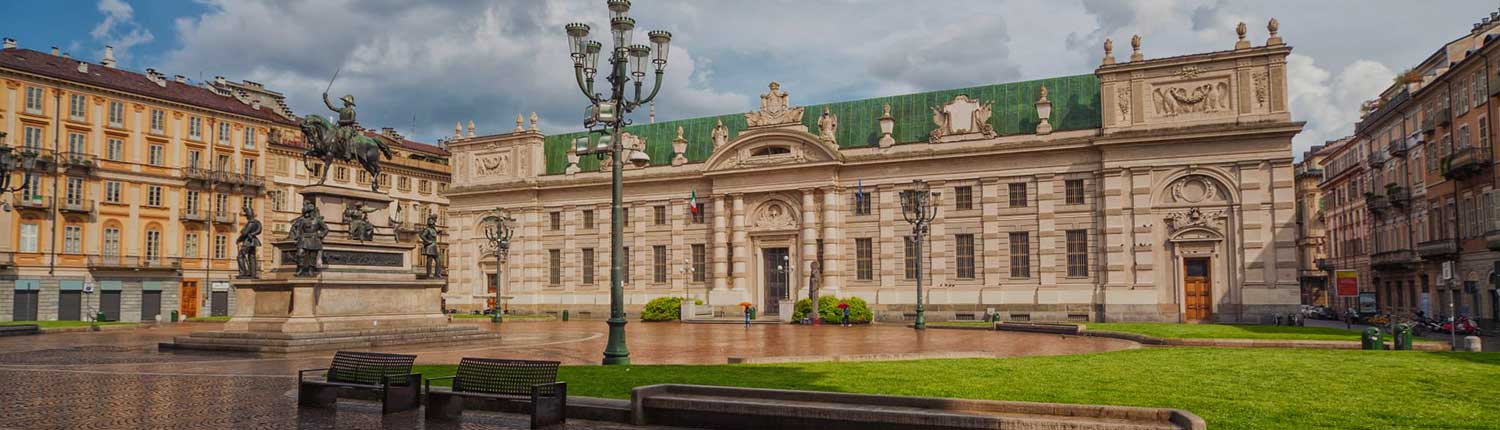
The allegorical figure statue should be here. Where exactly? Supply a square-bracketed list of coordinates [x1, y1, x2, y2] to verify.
[343, 201, 378, 241]
[289, 199, 329, 277]
[236, 206, 262, 278]
[419, 214, 443, 278]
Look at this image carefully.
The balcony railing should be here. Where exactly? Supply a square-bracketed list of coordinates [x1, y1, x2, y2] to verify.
[0, 251, 13, 268]
[1371, 249, 1418, 269]
[1442, 146, 1491, 180]
[1417, 239, 1459, 260]
[1386, 185, 1410, 208]
[1436, 107, 1452, 126]
[1391, 135, 1418, 156]
[213, 211, 237, 225]
[1367, 149, 1389, 167]
[16, 147, 54, 172]
[1421, 117, 1435, 134]
[13, 195, 51, 210]
[87, 254, 182, 271]
[182, 166, 221, 185]
[1315, 258, 1333, 271]
[57, 152, 96, 173]
[1365, 193, 1390, 213]
[58, 198, 94, 214]
[181, 208, 209, 223]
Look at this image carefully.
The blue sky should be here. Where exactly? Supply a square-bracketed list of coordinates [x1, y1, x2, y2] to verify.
[3, 0, 1498, 157]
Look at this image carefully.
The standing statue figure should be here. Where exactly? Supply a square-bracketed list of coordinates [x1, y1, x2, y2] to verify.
[817, 106, 839, 145]
[236, 205, 262, 278]
[289, 199, 329, 277]
[419, 214, 443, 278]
[322, 92, 359, 160]
[344, 201, 378, 241]
[711, 119, 729, 148]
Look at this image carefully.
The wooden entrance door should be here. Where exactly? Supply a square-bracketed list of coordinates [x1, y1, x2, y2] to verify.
[1184, 258, 1212, 321]
[762, 248, 789, 315]
[487, 273, 498, 312]
[180, 281, 200, 319]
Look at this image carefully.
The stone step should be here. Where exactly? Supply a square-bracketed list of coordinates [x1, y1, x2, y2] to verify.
[160, 329, 503, 354]
[189, 325, 480, 340]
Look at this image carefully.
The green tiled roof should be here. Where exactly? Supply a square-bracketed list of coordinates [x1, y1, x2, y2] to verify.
[544, 74, 1100, 175]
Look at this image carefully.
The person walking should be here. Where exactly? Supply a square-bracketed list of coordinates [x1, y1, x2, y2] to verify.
[744, 305, 753, 327]
[841, 302, 851, 327]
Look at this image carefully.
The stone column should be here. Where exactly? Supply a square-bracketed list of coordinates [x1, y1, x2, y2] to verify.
[800, 189, 819, 301]
[821, 187, 843, 295]
[1036, 174, 1057, 286]
[712, 195, 729, 292]
[731, 194, 748, 291]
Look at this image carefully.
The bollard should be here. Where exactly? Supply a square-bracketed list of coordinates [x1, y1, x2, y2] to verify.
[1462, 336, 1483, 352]
[1361, 327, 1383, 350]
[562, 309, 569, 321]
[1393, 323, 1413, 350]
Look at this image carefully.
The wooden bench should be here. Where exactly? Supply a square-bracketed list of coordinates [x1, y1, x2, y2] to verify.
[0, 324, 40, 337]
[297, 351, 420, 414]
[425, 358, 566, 428]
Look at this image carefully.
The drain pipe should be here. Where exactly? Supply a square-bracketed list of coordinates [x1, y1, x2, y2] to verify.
[48, 90, 60, 276]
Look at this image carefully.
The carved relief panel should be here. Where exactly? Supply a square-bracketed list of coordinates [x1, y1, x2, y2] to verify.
[472, 148, 513, 178]
[1148, 75, 1233, 121]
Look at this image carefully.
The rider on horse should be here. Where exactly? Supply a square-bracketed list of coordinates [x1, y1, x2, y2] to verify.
[323, 92, 358, 160]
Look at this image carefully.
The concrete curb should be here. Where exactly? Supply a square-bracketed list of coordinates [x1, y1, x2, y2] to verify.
[925, 323, 1451, 352]
[728, 351, 994, 364]
[39, 324, 147, 334]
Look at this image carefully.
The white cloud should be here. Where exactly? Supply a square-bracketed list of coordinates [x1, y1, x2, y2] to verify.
[89, 0, 154, 63]
[1286, 54, 1394, 156]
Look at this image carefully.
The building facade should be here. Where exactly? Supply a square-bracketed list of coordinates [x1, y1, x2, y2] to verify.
[1294, 145, 1329, 306]
[0, 40, 299, 322]
[1318, 12, 1500, 326]
[444, 23, 1302, 323]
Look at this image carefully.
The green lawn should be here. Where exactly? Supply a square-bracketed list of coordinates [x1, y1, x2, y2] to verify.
[931, 321, 1440, 343]
[416, 348, 1500, 430]
[0, 320, 139, 328]
[186, 316, 232, 322]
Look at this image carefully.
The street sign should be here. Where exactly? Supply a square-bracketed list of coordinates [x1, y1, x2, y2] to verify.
[1442, 261, 1454, 281]
[1335, 270, 1358, 297]
[1358, 292, 1377, 313]
[83, 281, 95, 294]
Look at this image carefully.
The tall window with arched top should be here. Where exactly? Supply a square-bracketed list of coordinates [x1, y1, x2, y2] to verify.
[103, 227, 121, 257]
[145, 229, 162, 262]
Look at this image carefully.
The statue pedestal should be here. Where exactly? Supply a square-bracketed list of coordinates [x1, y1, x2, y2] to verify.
[161, 186, 490, 353]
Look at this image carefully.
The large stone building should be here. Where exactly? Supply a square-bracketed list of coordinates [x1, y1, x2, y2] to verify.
[0, 40, 298, 322]
[444, 22, 1303, 323]
[1320, 12, 1500, 325]
[1294, 144, 1330, 306]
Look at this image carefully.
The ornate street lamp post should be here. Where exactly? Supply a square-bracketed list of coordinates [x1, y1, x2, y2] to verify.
[484, 210, 515, 323]
[0, 131, 38, 212]
[901, 180, 940, 330]
[564, 0, 672, 365]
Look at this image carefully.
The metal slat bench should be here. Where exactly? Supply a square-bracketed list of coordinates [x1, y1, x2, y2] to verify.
[425, 358, 566, 428]
[297, 351, 420, 414]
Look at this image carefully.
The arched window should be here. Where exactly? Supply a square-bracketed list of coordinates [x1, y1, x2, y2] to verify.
[751, 146, 790, 157]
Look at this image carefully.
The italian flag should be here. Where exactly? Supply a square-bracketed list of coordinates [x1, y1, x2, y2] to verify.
[688, 190, 699, 214]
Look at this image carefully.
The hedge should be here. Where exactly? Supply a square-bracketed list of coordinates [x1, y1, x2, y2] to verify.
[792, 296, 872, 324]
[642, 297, 685, 322]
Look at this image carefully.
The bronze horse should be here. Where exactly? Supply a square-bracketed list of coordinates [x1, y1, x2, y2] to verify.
[299, 115, 393, 192]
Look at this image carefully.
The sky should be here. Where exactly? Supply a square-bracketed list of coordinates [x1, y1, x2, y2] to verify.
[2, 0, 1497, 158]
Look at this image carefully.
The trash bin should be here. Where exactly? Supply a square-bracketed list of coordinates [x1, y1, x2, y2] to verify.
[171, 310, 180, 322]
[96, 312, 108, 323]
[749, 306, 757, 320]
[1361, 327, 1383, 350]
[1393, 323, 1413, 350]
[562, 309, 570, 321]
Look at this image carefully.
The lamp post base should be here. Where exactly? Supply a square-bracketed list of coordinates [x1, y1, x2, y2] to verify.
[602, 317, 631, 365]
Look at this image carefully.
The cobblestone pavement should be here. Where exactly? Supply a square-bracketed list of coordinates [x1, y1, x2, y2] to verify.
[0, 321, 1136, 429]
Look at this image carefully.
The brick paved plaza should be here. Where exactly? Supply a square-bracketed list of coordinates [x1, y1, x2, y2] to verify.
[0, 322, 1133, 429]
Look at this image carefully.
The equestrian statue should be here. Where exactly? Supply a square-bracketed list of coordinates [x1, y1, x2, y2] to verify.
[300, 70, 393, 192]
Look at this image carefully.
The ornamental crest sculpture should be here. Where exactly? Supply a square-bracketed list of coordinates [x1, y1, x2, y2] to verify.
[930, 94, 996, 141]
[1164, 207, 1227, 233]
[745, 82, 805, 127]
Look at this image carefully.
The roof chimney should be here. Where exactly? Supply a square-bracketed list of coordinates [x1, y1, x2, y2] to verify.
[174, 75, 186, 84]
[77, 62, 88, 74]
[62, 52, 70, 59]
[101, 45, 116, 68]
[214, 76, 226, 86]
[50, 46, 59, 56]
[2, 38, 15, 49]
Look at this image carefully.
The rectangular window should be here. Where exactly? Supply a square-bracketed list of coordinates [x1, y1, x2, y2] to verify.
[1065, 179, 1085, 205]
[189, 117, 202, 139]
[145, 230, 161, 261]
[19, 224, 39, 253]
[23, 126, 43, 150]
[621, 247, 632, 284]
[1066, 229, 1088, 277]
[550, 211, 561, 230]
[653, 245, 668, 283]
[104, 181, 121, 203]
[954, 186, 973, 210]
[185, 190, 200, 213]
[691, 244, 706, 282]
[68, 133, 86, 153]
[24, 87, 43, 113]
[108, 101, 124, 126]
[106, 138, 124, 161]
[398, 176, 411, 191]
[854, 192, 872, 215]
[903, 236, 920, 280]
[243, 127, 256, 148]
[65, 177, 83, 205]
[691, 203, 706, 224]
[103, 228, 120, 257]
[956, 234, 975, 279]
[184, 233, 199, 258]
[583, 209, 595, 229]
[69, 94, 86, 119]
[622, 208, 630, 226]
[1009, 232, 1030, 278]
[548, 249, 561, 285]
[214, 235, 227, 259]
[243, 158, 256, 175]
[1459, 126, 1471, 149]
[856, 238, 873, 280]
[1009, 183, 1028, 207]
[654, 205, 667, 225]
[1481, 117, 1491, 150]
[187, 150, 201, 169]
[218, 123, 231, 144]
[148, 145, 164, 165]
[147, 186, 163, 207]
[63, 226, 82, 254]
[150, 109, 164, 132]
[582, 248, 596, 285]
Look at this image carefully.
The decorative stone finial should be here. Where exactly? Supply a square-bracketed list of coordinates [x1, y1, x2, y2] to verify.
[1130, 34, 1143, 62]
[1035, 85, 1053, 135]
[529, 112, 539, 131]
[1235, 22, 1250, 50]
[1266, 18, 1283, 46]
[515, 114, 524, 132]
[671, 126, 688, 166]
[1101, 38, 1115, 65]
[882, 103, 892, 118]
[454, 121, 462, 138]
[467, 120, 476, 138]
